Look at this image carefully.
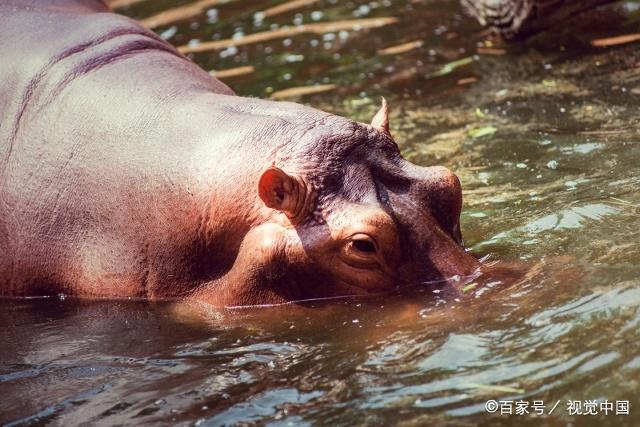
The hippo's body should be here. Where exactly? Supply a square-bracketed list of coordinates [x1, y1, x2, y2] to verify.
[0, 0, 479, 306]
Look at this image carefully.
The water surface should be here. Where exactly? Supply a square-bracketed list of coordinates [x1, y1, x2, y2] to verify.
[2, 0, 640, 425]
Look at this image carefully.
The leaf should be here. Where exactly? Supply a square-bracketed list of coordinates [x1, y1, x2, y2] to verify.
[431, 57, 474, 77]
[462, 283, 478, 293]
[468, 126, 497, 138]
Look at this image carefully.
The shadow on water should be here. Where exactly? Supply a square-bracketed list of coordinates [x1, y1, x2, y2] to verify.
[2, 0, 640, 425]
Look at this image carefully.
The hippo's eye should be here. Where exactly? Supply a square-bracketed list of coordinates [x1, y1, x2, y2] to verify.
[342, 234, 379, 268]
[352, 238, 376, 254]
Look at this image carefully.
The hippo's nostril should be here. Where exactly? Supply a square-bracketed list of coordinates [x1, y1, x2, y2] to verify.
[413, 166, 465, 245]
[452, 222, 464, 247]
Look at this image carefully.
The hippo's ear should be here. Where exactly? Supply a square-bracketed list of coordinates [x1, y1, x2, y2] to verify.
[258, 167, 305, 222]
[371, 97, 391, 137]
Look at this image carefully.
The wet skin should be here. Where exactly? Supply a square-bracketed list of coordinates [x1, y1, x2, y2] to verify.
[0, 0, 480, 307]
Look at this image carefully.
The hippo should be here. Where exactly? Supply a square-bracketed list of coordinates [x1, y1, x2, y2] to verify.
[0, 0, 480, 307]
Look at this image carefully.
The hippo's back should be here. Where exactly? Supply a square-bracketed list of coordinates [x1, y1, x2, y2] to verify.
[0, 0, 236, 295]
[0, 2, 148, 163]
[0, 0, 233, 174]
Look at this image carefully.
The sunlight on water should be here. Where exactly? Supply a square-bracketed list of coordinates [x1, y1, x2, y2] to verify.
[2, 0, 640, 426]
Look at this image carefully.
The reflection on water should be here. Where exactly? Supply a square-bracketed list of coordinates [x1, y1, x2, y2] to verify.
[2, 0, 640, 425]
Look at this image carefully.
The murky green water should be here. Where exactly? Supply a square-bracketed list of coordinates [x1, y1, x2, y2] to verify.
[2, 0, 640, 425]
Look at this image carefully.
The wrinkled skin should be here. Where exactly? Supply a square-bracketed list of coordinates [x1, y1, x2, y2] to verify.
[0, 0, 480, 307]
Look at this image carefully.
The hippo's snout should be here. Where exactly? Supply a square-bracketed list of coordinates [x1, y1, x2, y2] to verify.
[430, 166, 465, 246]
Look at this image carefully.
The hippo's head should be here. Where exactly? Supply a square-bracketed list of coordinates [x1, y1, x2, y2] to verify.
[244, 100, 480, 304]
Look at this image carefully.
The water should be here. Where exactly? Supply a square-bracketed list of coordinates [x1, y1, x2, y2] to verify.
[2, 0, 640, 425]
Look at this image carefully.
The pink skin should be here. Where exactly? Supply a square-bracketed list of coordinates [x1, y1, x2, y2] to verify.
[0, 0, 480, 307]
